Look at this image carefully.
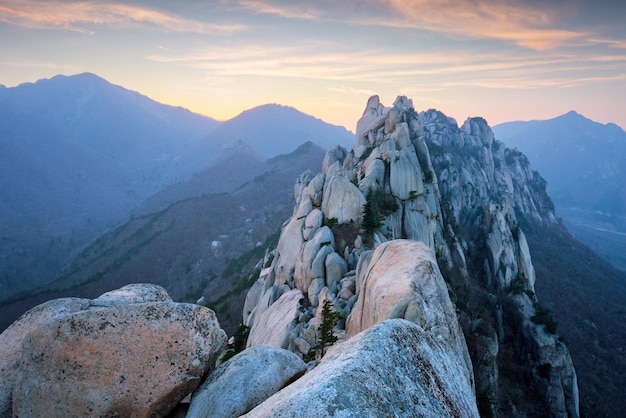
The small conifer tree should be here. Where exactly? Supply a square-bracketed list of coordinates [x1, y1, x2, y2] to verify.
[362, 196, 383, 233]
[221, 323, 250, 362]
[304, 299, 342, 362]
[317, 299, 341, 355]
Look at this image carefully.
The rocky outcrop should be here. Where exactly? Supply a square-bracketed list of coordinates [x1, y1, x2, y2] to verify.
[187, 345, 306, 418]
[246, 288, 302, 349]
[241, 95, 579, 417]
[1, 284, 226, 418]
[243, 319, 479, 417]
[346, 240, 472, 380]
[1, 94, 581, 417]
[514, 293, 580, 417]
[321, 164, 365, 225]
[484, 201, 536, 292]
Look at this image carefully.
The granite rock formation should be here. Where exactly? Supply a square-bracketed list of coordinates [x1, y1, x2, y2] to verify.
[242, 95, 579, 417]
[0, 95, 581, 417]
[243, 319, 479, 417]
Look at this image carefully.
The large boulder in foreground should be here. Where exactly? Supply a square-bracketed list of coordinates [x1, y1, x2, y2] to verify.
[0, 297, 91, 416]
[187, 345, 307, 418]
[346, 240, 472, 378]
[243, 319, 479, 417]
[2, 284, 226, 418]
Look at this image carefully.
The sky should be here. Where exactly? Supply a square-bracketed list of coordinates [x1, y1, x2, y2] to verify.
[1, 0, 625, 132]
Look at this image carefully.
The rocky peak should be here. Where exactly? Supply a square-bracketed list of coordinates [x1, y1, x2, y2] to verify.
[243, 95, 578, 417]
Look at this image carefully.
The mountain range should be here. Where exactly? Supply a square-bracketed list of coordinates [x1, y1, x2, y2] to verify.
[494, 111, 626, 270]
[1, 74, 626, 416]
[0, 73, 353, 304]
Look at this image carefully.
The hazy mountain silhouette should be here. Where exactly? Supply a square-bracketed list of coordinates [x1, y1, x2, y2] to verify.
[0, 142, 326, 335]
[494, 111, 626, 269]
[0, 73, 220, 301]
[199, 103, 354, 158]
[0, 73, 354, 304]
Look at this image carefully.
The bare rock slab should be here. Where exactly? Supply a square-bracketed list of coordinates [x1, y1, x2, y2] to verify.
[346, 239, 472, 379]
[247, 289, 303, 349]
[243, 319, 479, 417]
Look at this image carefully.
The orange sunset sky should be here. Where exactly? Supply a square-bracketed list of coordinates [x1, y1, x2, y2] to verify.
[1, 0, 625, 131]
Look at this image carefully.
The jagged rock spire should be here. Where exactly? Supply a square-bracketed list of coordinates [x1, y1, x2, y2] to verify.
[242, 95, 578, 417]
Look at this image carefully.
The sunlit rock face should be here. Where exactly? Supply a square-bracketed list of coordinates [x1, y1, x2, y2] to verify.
[1, 284, 226, 418]
[346, 240, 472, 381]
[0, 297, 91, 416]
[242, 95, 578, 417]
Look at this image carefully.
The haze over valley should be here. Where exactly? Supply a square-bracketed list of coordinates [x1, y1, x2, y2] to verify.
[0, 73, 353, 305]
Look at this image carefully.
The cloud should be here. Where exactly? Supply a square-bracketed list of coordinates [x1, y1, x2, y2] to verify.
[3, 59, 79, 71]
[146, 40, 626, 92]
[0, 0, 246, 35]
[325, 85, 378, 96]
[237, 0, 322, 20]
[386, 0, 587, 50]
[235, 0, 588, 50]
[588, 38, 626, 49]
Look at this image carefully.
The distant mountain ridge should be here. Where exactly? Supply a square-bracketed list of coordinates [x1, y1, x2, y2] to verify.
[0, 73, 220, 301]
[199, 103, 354, 158]
[0, 72, 355, 304]
[494, 111, 626, 199]
[494, 111, 626, 269]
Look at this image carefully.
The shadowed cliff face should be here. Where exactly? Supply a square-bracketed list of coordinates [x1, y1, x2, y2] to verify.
[242, 95, 579, 417]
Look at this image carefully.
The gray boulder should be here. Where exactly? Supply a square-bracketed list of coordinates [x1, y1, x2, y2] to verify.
[274, 217, 305, 286]
[355, 95, 386, 147]
[297, 226, 334, 292]
[187, 345, 306, 418]
[325, 251, 347, 289]
[389, 147, 424, 200]
[243, 319, 479, 417]
[321, 166, 366, 225]
[247, 289, 303, 349]
[303, 208, 323, 241]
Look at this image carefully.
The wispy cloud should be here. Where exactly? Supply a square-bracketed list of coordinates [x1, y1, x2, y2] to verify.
[236, 0, 588, 50]
[146, 41, 626, 91]
[238, 0, 322, 20]
[386, 0, 586, 50]
[0, 0, 246, 35]
[588, 38, 626, 49]
[4, 59, 79, 71]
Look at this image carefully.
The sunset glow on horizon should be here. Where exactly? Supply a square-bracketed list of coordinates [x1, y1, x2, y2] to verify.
[1, 0, 625, 132]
